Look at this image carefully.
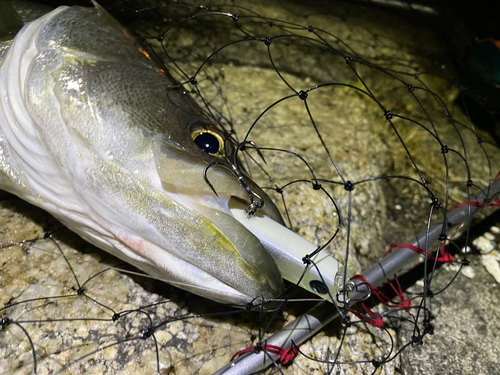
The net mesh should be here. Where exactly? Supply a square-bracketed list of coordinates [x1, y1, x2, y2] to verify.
[1, 1, 500, 374]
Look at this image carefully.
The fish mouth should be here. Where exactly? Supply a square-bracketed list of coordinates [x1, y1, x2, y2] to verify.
[110, 140, 286, 309]
[155, 188, 286, 308]
[110, 194, 286, 309]
[112, 227, 275, 308]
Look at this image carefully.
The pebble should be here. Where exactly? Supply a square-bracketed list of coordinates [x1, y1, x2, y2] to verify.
[461, 266, 476, 279]
[482, 253, 500, 283]
[472, 236, 495, 254]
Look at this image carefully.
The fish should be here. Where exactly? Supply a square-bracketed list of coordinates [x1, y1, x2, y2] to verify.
[0, 1, 344, 308]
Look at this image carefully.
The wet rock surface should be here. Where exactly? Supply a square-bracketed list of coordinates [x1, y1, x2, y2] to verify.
[1, 1, 499, 374]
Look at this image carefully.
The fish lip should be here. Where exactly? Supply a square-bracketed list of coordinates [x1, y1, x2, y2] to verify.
[112, 228, 272, 307]
[165, 189, 285, 297]
[150, 139, 285, 304]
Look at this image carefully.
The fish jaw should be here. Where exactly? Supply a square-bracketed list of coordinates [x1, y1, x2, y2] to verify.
[111, 229, 261, 306]
[0, 4, 285, 307]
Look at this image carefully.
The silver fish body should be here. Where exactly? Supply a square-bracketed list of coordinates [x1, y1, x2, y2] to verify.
[0, 3, 285, 306]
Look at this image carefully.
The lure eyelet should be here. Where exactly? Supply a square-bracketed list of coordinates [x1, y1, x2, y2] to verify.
[309, 280, 329, 295]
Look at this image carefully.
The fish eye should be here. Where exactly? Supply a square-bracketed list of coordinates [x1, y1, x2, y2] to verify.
[192, 130, 224, 155]
[309, 280, 329, 295]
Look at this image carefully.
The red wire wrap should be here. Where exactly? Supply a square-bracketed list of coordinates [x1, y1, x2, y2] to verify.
[384, 242, 454, 263]
[230, 343, 300, 365]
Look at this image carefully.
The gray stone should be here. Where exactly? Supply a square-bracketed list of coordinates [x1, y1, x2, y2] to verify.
[1, 1, 499, 374]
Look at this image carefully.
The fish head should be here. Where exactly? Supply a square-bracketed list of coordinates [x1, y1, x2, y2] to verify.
[148, 92, 287, 308]
[0, 3, 286, 308]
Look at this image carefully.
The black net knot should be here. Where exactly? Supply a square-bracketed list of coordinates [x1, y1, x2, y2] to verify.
[430, 198, 442, 209]
[232, 14, 239, 22]
[112, 313, 121, 322]
[189, 77, 197, 85]
[384, 110, 393, 120]
[156, 35, 163, 42]
[307, 25, 314, 32]
[264, 37, 272, 46]
[141, 327, 154, 340]
[441, 145, 449, 154]
[1, 317, 10, 327]
[372, 360, 381, 368]
[462, 259, 470, 266]
[344, 181, 354, 191]
[302, 256, 312, 265]
[298, 90, 308, 100]
[424, 321, 435, 335]
[246, 302, 254, 311]
[413, 73, 420, 79]
[438, 233, 447, 242]
[345, 56, 353, 65]
[342, 316, 351, 327]
[411, 334, 423, 345]
[426, 289, 434, 297]
[477, 138, 483, 144]
[408, 85, 414, 92]
[77, 287, 84, 296]
[312, 182, 321, 190]
[275, 187, 283, 194]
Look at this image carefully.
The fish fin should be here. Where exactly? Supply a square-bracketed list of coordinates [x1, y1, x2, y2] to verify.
[91, 1, 105, 11]
[0, 0, 23, 42]
[91, 1, 118, 23]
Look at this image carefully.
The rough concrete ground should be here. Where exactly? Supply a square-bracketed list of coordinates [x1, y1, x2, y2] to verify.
[1, 1, 499, 374]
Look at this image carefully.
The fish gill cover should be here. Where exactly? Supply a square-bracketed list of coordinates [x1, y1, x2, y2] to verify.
[1, 0, 500, 374]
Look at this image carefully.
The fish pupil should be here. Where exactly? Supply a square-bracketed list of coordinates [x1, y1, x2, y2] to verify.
[194, 132, 220, 154]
